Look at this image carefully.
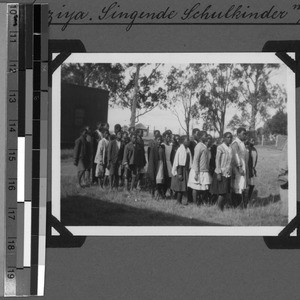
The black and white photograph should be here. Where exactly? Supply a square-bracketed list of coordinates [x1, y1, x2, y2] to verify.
[52, 53, 296, 236]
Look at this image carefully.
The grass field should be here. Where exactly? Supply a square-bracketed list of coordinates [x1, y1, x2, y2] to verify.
[61, 146, 288, 226]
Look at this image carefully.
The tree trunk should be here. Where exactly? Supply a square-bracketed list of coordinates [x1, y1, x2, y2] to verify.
[186, 115, 190, 140]
[130, 64, 141, 127]
[250, 102, 257, 131]
[219, 124, 223, 138]
[220, 112, 225, 138]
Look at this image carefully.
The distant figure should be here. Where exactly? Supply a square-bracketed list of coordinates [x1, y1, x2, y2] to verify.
[204, 134, 213, 203]
[84, 126, 94, 186]
[128, 126, 136, 135]
[211, 132, 233, 210]
[148, 130, 161, 149]
[171, 136, 192, 205]
[102, 123, 110, 131]
[189, 128, 200, 158]
[94, 122, 103, 142]
[209, 140, 217, 177]
[170, 134, 180, 168]
[120, 131, 130, 186]
[231, 127, 248, 208]
[245, 137, 258, 202]
[278, 142, 288, 216]
[123, 133, 138, 191]
[92, 122, 103, 184]
[114, 124, 121, 134]
[188, 131, 212, 205]
[73, 127, 90, 188]
[94, 129, 110, 188]
[147, 130, 161, 176]
[107, 130, 123, 190]
[187, 129, 200, 203]
[135, 129, 147, 189]
[147, 135, 168, 199]
[122, 131, 130, 145]
[155, 135, 169, 199]
[208, 139, 218, 204]
[163, 132, 173, 197]
[110, 123, 122, 141]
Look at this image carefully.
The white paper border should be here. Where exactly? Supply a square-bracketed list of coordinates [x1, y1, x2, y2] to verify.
[52, 52, 296, 236]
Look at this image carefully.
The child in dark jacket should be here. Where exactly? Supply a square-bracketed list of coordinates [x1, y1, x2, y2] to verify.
[73, 127, 91, 188]
[123, 133, 138, 191]
[107, 130, 123, 190]
[147, 135, 169, 199]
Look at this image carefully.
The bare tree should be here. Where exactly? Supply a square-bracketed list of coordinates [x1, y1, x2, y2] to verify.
[193, 64, 239, 137]
[164, 64, 206, 138]
[232, 64, 280, 130]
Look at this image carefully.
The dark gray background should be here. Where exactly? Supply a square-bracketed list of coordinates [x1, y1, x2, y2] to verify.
[12, 0, 300, 298]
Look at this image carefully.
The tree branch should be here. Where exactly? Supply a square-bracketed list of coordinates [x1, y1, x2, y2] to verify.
[136, 101, 160, 119]
[146, 63, 161, 80]
[115, 91, 131, 108]
[172, 108, 187, 133]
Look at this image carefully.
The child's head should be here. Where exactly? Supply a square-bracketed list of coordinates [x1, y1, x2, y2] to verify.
[155, 135, 163, 145]
[223, 132, 233, 146]
[114, 124, 122, 134]
[103, 123, 109, 130]
[165, 133, 172, 144]
[103, 129, 110, 140]
[122, 131, 129, 139]
[249, 137, 255, 146]
[129, 126, 135, 134]
[173, 134, 180, 144]
[96, 122, 102, 130]
[130, 133, 137, 143]
[80, 127, 88, 137]
[136, 129, 144, 138]
[237, 127, 247, 141]
[84, 126, 91, 135]
[206, 134, 213, 147]
[179, 135, 189, 148]
[116, 130, 122, 141]
[192, 128, 200, 141]
[154, 130, 161, 139]
[198, 131, 208, 143]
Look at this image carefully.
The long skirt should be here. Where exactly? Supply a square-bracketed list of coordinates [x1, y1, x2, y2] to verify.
[210, 173, 231, 195]
[156, 160, 165, 184]
[77, 159, 89, 172]
[171, 167, 189, 192]
[188, 169, 212, 191]
[231, 167, 247, 194]
[166, 160, 172, 177]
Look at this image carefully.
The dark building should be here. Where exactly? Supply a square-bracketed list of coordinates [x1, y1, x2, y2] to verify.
[61, 82, 109, 148]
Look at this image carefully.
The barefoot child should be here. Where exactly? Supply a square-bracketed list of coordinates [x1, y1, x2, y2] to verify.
[188, 131, 212, 205]
[73, 127, 90, 188]
[211, 132, 233, 210]
[123, 133, 138, 191]
[171, 136, 192, 204]
[94, 129, 110, 188]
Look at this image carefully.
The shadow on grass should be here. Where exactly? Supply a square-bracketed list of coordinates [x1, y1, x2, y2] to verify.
[61, 195, 222, 226]
[250, 190, 281, 207]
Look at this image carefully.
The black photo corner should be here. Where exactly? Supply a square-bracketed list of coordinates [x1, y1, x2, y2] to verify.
[46, 38, 300, 249]
[47, 39, 87, 248]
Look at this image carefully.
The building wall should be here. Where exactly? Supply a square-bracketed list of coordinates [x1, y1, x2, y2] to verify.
[61, 82, 109, 148]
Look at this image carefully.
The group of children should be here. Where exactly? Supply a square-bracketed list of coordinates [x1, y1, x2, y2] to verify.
[73, 123, 258, 210]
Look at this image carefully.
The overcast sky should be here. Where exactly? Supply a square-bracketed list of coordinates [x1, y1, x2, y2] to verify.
[107, 64, 288, 136]
[59, 53, 291, 136]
